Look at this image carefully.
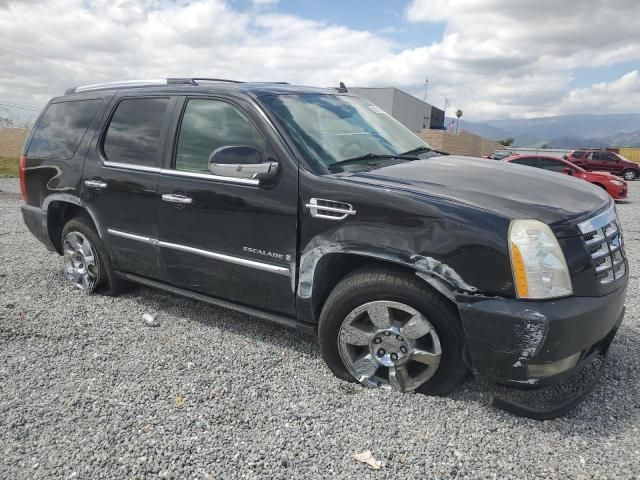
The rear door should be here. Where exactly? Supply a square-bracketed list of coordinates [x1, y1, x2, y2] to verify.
[587, 151, 610, 172]
[82, 95, 176, 280]
[156, 95, 298, 315]
[602, 151, 623, 174]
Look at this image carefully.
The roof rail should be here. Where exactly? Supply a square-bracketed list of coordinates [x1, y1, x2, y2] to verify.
[179, 77, 244, 84]
[65, 77, 245, 94]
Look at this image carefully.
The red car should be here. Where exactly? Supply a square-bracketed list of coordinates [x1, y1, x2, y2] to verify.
[503, 155, 628, 200]
[564, 149, 639, 181]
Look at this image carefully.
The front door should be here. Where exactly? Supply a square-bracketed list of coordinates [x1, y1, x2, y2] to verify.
[157, 96, 298, 315]
[82, 95, 174, 280]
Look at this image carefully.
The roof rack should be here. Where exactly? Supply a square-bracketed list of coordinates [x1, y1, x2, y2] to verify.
[65, 77, 244, 94]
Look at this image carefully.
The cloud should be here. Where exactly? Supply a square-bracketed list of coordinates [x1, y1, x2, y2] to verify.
[0, 0, 639, 121]
[555, 70, 640, 115]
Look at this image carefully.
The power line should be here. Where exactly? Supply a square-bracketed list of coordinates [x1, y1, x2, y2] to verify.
[0, 101, 42, 112]
[0, 43, 110, 78]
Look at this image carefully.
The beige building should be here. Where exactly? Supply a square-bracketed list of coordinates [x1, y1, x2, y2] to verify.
[0, 128, 30, 158]
[418, 129, 503, 157]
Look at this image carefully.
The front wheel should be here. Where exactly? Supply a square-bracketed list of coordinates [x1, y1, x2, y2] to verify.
[622, 169, 637, 181]
[318, 267, 467, 395]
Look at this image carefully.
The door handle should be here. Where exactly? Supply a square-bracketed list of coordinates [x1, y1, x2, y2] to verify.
[162, 193, 192, 204]
[84, 179, 108, 189]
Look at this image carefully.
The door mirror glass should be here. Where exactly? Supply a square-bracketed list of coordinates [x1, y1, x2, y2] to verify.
[209, 146, 279, 181]
[563, 167, 573, 175]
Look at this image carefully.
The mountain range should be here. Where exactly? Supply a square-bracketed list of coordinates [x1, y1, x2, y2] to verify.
[447, 113, 640, 148]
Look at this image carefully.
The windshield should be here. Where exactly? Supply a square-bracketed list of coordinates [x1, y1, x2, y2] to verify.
[261, 93, 430, 171]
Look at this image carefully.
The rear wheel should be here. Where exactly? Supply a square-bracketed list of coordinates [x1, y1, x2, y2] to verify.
[61, 216, 125, 295]
[622, 169, 637, 181]
[318, 267, 467, 395]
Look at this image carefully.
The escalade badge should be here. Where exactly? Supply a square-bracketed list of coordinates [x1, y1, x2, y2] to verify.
[243, 246, 291, 261]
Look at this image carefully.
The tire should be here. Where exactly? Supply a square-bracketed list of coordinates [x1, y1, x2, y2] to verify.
[61, 216, 126, 295]
[318, 266, 467, 396]
[622, 169, 637, 181]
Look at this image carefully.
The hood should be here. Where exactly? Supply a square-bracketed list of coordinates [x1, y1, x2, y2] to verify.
[340, 156, 611, 237]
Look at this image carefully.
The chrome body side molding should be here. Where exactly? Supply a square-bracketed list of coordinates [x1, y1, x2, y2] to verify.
[106, 229, 289, 276]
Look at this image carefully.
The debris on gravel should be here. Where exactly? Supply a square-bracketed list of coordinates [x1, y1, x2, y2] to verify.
[1, 177, 639, 479]
[143, 312, 160, 327]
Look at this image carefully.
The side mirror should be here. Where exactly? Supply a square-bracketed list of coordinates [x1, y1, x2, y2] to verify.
[208, 146, 279, 182]
[563, 167, 573, 175]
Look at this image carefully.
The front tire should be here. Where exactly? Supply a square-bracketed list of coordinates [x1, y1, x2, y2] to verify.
[622, 169, 637, 181]
[318, 267, 467, 396]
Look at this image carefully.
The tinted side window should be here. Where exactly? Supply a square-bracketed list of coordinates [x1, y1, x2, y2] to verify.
[28, 99, 102, 159]
[510, 157, 538, 167]
[591, 152, 602, 160]
[603, 152, 618, 161]
[572, 151, 586, 158]
[103, 97, 169, 167]
[175, 99, 266, 172]
[541, 159, 566, 172]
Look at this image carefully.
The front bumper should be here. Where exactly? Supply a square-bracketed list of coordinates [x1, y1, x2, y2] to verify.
[457, 284, 626, 387]
[21, 204, 56, 252]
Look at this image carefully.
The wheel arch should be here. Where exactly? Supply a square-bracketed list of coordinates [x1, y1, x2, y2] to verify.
[43, 194, 104, 254]
[297, 246, 472, 325]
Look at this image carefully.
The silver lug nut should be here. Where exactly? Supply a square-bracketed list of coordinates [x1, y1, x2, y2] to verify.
[377, 348, 386, 357]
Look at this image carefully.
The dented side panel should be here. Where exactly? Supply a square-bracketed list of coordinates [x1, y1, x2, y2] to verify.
[296, 170, 513, 323]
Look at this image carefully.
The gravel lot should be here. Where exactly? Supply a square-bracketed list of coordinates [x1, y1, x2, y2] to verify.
[1, 177, 639, 479]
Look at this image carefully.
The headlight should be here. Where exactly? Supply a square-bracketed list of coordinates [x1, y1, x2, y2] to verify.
[509, 219, 573, 299]
[610, 179, 624, 186]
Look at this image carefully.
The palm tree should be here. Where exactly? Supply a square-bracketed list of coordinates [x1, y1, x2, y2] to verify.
[455, 109, 463, 132]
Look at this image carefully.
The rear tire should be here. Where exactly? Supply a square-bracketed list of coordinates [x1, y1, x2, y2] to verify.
[622, 169, 637, 181]
[318, 266, 467, 396]
[61, 216, 126, 295]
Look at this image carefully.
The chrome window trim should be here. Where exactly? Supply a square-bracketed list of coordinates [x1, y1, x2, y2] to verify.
[106, 229, 289, 276]
[102, 161, 162, 173]
[158, 168, 260, 186]
[578, 205, 617, 234]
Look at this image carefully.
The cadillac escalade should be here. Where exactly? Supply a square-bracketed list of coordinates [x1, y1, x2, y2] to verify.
[20, 78, 628, 415]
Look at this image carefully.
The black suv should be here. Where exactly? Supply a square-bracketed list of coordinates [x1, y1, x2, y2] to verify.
[20, 78, 627, 410]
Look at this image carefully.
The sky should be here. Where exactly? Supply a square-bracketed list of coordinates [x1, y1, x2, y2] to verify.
[1, 0, 640, 122]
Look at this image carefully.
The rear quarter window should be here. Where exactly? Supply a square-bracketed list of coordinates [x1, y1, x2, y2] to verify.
[27, 99, 102, 159]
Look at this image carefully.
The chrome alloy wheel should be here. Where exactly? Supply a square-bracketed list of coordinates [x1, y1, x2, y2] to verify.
[338, 301, 442, 392]
[62, 231, 99, 291]
[623, 170, 636, 181]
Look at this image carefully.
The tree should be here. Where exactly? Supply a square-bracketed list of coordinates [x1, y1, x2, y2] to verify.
[499, 137, 515, 146]
[455, 109, 463, 132]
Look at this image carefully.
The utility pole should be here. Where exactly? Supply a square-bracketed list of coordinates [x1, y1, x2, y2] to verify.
[423, 78, 429, 102]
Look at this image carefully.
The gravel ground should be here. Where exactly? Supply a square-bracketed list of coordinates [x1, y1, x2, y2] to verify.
[1, 177, 639, 479]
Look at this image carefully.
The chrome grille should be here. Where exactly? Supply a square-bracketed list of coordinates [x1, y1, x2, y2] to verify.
[580, 209, 626, 285]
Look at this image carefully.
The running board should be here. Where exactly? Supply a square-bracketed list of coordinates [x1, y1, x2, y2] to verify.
[117, 272, 315, 335]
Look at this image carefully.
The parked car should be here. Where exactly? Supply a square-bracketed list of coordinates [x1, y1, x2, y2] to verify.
[503, 155, 628, 200]
[564, 149, 639, 181]
[20, 78, 627, 414]
[486, 150, 511, 160]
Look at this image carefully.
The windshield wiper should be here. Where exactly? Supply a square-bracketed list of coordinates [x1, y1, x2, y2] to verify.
[328, 153, 420, 171]
[400, 145, 432, 155]
[400, 145, 449, 156]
